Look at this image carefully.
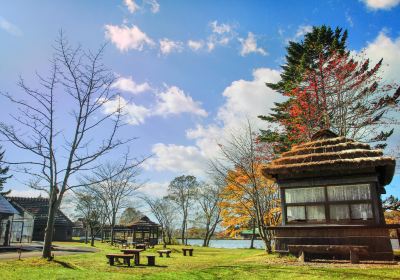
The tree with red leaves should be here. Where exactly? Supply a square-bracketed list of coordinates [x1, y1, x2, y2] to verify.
[282, 51, 399, 147]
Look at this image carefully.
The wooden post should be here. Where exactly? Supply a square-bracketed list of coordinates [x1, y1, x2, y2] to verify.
[350, 249, 359, 264]
[298, 250, 305, 262]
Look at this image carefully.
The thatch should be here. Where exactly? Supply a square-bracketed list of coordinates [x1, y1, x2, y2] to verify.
[263, 130, 396, 185]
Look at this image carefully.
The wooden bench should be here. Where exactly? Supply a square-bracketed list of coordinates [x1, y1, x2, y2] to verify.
[106, 253, 134, 266]
[121, 249, 144, 265]
[288, 245, 369, 264]
[157, 249, 172, 257]
[182, 248, 194, 256]
[147, 255, 156, 266]
[135, 243, 146, 250]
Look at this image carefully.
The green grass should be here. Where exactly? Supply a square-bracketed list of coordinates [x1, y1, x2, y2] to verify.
[0, 241, 399, 279]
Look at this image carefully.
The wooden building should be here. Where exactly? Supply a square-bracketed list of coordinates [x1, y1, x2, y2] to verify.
[108, 216, 160, 246]
[7, 197, 73, 241]
[263, 130, 397, 261]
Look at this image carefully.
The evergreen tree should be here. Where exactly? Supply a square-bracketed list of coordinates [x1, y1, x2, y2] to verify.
[258, 26, 348, 153]
[0, 146, 12, 194]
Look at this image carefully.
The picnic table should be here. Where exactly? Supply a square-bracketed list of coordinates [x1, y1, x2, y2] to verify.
[106, 253, 134, 266]
[182, 248, 194, 256]
[121, 249, 144, 265]
[157, 249, 172, 257]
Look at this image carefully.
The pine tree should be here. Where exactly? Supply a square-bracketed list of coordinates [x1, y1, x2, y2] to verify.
[0, 146, 12, 194]
[258, 25, 348, 153]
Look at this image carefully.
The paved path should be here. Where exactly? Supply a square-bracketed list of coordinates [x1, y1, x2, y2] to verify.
[0, 246, 99, 260]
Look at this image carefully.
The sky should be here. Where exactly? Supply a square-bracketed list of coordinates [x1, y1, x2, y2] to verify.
[0, 0, 400, 214]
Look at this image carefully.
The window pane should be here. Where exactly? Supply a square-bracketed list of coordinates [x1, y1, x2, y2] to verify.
[327, 184, 371, 201]
[287, 206, 305, 222]
[306, 205, 325, 221]
[285, 187, 325, 203]
[330, 204, 350, 221]
[351, 203, 373, 220]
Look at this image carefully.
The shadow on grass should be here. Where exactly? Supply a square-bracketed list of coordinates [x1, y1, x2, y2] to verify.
[53, 259, 76, 269]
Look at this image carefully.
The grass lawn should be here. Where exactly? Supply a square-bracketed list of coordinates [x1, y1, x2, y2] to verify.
[0, 241, 399, 280]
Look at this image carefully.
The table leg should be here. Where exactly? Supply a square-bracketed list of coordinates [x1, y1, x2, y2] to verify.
[183, 250, 186, 256]
[189, 250, 193, 256]
[127, 258, 131, 267]
[109, 257, 114, 266]
[135, 253, 140, 265]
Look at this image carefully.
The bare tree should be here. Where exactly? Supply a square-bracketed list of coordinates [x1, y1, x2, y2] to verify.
[210, 122, 281, 253]
[167, 175, 199, 245]
[196, 183, 222, 247]
[0, 32, 133, 258]
[84, 159, 142, 245]
[142, 195, 176, 248]
[74, 190, 106, 246]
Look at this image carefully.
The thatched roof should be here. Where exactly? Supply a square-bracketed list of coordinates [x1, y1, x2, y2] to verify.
[127, 215, 159, 228]
[263, 130, 396, 185]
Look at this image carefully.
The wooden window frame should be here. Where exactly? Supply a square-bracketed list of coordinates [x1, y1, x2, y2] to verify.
[284, 183, 375, 225]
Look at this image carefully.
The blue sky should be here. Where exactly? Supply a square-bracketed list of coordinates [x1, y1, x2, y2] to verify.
[0, 0, 400, 205]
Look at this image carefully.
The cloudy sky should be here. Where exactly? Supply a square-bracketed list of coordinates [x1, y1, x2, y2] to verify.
[1, 0, 400, 203]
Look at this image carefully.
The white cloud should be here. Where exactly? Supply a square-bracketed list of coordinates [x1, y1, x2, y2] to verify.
[138, 181, 169, 198]
[362, 0, 400, 10]
[345, 11, 354, 27]
[154, 86, 208, 117]
[146, 68, 284, 177]
[103, 96, 151, 125]
[207, 21, 236, 52]
[187, 40, 204, 51]
[159, 38, 184, 55]
[104, 24, 155, 52]
[210, 21, 233, 35]
[112, 76, 151, 94]
[124, 0, 139, 13]
[0, 16, 22, 36]
[144, 143, 208, 176]
[294, 25, 313, 40]
[145, 0, 160, 13]
[9, 189, 47, 198]
[238, 32, 267, 56]
[362, 30, 400, 83]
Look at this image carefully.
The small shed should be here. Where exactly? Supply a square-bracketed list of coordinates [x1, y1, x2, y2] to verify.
[263, 130, 397, 261]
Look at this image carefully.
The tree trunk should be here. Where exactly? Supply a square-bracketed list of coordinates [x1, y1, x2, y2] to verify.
[250, 219, 255, 249]
[42, 192, 58, 259]
[181, 219, 185, 245]
[85, 226, 88, 244]
[90, 227, 95, 247]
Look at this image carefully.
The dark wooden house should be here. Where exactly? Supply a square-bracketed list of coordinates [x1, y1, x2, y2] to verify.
[7, 197, 73, 241]
[263, 130, 397, 261]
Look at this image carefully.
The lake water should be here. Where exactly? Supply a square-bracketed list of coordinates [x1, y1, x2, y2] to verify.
[187, 239, 400, 250]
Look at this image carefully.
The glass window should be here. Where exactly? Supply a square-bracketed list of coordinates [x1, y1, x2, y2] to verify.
[285, 187, 325, 203]
[327, 184, 371, 201]
[351, 203, 373, 220]
[287, 206, 305, 222]
[330, 204, 350, 221]
[306, 205, 326, 221]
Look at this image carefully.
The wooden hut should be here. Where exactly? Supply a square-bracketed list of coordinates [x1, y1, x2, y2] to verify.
[263, 129, 397, 261]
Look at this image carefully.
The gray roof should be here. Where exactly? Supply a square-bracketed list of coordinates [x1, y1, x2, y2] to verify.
[0, 194, 18, 215]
